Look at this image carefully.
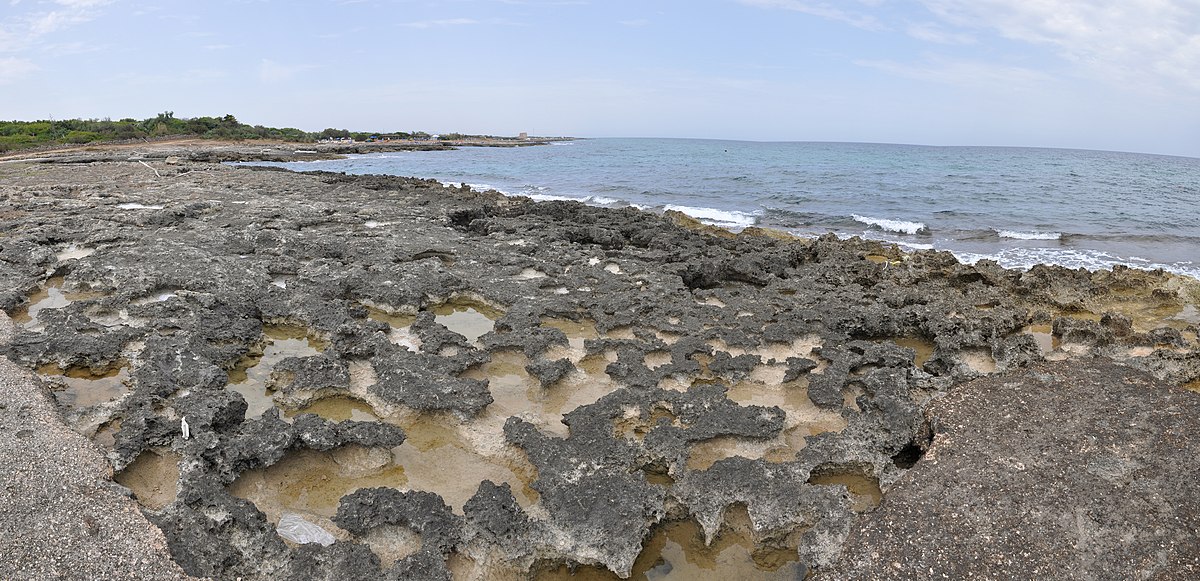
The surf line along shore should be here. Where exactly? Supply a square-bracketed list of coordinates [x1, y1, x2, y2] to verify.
[1, 143, 1198, 580]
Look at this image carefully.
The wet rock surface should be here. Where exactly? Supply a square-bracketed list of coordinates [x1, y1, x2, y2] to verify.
[0, 323, 196, 581]
[822, 359, 1200, 580]
[0, 150, 1198, 579]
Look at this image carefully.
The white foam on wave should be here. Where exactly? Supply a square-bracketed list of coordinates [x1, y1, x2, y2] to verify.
[852, 214, 928, 235]
[514, 189, 629, 207]
[441, 181, 510, 195]
[826, 229, 1199, 280]
[954, 247, 1200, 280]
[441, 178, 755, 230]
[528, 193, 578, 202]
[499, 183, 607, 204]
[996, 229, 1061, 240]
[888, 239, 935, 251]
[467, 183, 501, 193]
[855, 231, 936, 251]
[663, 204, 759, 229]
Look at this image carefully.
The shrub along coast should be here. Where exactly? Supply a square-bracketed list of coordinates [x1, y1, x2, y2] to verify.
[0, 111, 497, 153]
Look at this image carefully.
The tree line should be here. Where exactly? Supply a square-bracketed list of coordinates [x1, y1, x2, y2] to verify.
[0, 112, 440, 153]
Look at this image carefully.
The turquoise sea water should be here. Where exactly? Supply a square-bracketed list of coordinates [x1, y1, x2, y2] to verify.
[250, 138, 1200, 278]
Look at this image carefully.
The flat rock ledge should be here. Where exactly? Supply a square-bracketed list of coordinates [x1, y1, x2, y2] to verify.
[823, 359, 1200, 580]
[0, 315, 196, 581]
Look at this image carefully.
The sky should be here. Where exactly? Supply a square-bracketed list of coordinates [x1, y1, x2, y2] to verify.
[2, 0, 1199, 157]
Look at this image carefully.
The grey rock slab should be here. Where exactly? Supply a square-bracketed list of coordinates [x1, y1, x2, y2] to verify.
[822, 359, 1200, 580]
[0, 321, 197, 580]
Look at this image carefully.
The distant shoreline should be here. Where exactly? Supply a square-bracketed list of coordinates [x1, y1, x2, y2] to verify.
[0, 135, 575, 164]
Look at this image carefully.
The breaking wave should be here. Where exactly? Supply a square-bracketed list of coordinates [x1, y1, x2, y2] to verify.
[664, 204, 759, 229]
[996, 229, 1062, 240]
[852, 214, 929, 235]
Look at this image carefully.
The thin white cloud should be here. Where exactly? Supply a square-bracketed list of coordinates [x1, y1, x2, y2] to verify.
[619, 18, 649, 27]
[52, 0, 113, 7]
[42, 40, 105, 55]
[259, 59, 320, 83]
[0, 27, 20, 52]
[737, 0, 886, 30]
[111, 68, 230, 89]
[0, 56, 37, 84]
[0, 0, 110, 52]
[495, 0, 588, 5]
[399, 18, 478, 29]
[856, 56, 1052, 90]
[919, 0, 1200, 92]
[906, 21, 974, 45]
[28, 10, 88, 35]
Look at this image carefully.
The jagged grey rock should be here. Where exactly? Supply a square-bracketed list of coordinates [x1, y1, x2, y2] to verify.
[0, 148, 1196, 579]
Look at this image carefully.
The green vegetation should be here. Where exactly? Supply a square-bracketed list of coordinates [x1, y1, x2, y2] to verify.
[0, 112, 446, 153]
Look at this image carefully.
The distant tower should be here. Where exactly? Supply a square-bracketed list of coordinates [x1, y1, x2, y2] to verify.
[518, 132, 528, 140]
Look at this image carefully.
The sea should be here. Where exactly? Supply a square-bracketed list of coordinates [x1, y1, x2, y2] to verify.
[246, 138, 1200, 279]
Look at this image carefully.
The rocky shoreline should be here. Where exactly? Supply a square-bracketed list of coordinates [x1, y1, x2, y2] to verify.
[0, 136, 565, 165]
[1, 145, 1198, 580]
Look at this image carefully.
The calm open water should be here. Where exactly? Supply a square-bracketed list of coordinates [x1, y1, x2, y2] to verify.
[252, 138, 1200, 279]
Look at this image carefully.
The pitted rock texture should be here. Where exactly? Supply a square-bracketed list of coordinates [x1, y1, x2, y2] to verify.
[0, 349, 197, 581]
[821, 359, 1200, 580]
[0, 151, 1197, 580]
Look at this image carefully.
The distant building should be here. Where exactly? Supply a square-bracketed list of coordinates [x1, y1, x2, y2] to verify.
[518, 132, 528, 140]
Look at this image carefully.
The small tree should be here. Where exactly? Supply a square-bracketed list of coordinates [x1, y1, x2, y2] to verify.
[319, 128, 351, 139]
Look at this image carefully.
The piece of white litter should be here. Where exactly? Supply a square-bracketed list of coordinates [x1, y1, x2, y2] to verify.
[116, 203, 165, 210]
[181, 416, 190, 439]
[137, 160, 161, 178]
[277, 513, 336, 546]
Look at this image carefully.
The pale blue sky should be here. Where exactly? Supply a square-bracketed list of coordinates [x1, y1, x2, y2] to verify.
[3, 0, 1198, 156]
